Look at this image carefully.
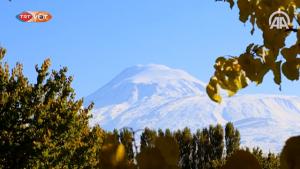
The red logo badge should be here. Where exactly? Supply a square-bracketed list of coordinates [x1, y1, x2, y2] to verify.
[18, 12, 33, 22]
[17, 11, 52, 23]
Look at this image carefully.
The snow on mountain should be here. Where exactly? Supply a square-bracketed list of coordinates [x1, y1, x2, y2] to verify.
[85, 64, 300, 153]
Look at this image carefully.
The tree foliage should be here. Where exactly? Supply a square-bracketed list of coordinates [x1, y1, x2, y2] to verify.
[137, 135, 180, 169]
[207, 0, 300, 102]
[99, 132, 135, 169]
[225, 122, 240, 156]
[140, 128, 157, 152]
[119, 128, 135, 162]
[252, 147, 280, 169]
[0, 47, 107, 168]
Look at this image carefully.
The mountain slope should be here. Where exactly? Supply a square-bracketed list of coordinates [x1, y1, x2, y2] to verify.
[85, 64, 300, 153]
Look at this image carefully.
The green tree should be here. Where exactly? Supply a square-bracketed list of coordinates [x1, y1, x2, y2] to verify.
[190, 132, 199, 169]
[137, 135, 180, 169]
[69, 125, 105, 168]
[0, 48, 97, 168]
[158, 128, 165, 137]
[248, 147, 280, 169]
[140, 128, 157, 151]
[225, 122, 240, 156]
[209, 124, 224, 161]
[83, 125, 105, 168]
[198, 128, 211, 169]
[165, 128, 172, 138]
[120, 128, 135, 161]
[263, 152, 280, 169]
[174, 128, 192, 169]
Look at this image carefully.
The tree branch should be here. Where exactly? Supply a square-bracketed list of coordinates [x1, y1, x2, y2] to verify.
[286, 28, 298, 33]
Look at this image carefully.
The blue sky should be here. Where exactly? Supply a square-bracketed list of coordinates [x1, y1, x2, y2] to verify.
[0, 0, 299, 98]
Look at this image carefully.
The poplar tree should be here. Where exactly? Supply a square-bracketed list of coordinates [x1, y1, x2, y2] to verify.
[140, 128, 157, 151]
[225, 122, 240, 156]
[120, 128, 134, 161]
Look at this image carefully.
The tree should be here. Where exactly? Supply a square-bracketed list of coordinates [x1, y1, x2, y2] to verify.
[190, 132, 200, 169]
[209, 124, 224, 161]
[99, 132, 136, 169]
[207, 0, 300, 102]
[263, 152, 280, 169]
[158, 128, 165, 137]
[225, 122, 240, 156]
[245, 147, 280, 169]
[120, 128, 135, 161]
[68, 125, 106, 168]
[176, 127, 193, 169]
[137, 135, 180, 169]
[81, 125, 105, 168]
[198, 128, 211, 169]
[165, 128, 172, 138]
[140, 128, 157, 152]
[0, 47, 99, 168]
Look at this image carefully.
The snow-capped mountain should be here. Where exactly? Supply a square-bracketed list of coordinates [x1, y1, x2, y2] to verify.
[85, 64, 300, 153]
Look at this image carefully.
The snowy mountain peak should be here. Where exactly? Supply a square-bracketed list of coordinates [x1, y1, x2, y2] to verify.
[85, 64, 206, 108]
[109, 64, 205, 86]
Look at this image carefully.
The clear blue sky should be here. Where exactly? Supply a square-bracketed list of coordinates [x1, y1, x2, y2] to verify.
[1, 0, 299, 98]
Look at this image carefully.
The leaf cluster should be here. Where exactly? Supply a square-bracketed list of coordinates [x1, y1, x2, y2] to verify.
[208, 0, 300, 102]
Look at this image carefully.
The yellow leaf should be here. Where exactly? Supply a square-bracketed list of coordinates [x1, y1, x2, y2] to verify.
[206, 78, 222, 103]
[115, 144, 125, 164]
